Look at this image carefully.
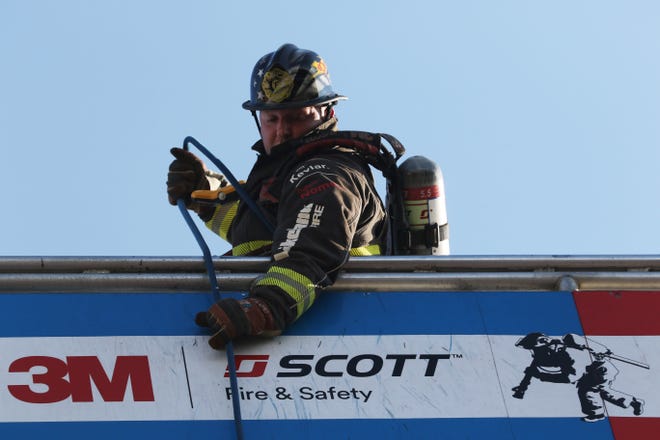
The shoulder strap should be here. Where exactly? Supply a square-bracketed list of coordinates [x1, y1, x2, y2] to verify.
[293, 130, 405, 178]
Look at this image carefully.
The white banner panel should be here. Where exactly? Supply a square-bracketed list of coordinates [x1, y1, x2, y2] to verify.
[0, 334, 655, 422]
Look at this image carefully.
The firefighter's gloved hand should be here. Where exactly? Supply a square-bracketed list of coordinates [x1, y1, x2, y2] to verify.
[195, 297, 281, 350]
[167, 147, 208, 205]
[167, 148, 226, 219]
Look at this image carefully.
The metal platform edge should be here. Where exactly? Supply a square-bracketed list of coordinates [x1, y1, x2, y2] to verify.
[2, 255, 660, 293]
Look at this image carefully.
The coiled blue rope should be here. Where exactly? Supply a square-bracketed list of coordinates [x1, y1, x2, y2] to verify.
[178, 136, 280, 439]
[177, 135, 265, 440]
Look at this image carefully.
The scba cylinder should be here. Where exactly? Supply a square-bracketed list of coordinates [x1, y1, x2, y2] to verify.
[398, 155, 449, 255]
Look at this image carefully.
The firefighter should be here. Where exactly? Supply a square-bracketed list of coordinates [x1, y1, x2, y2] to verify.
[167, 44, 388, 349]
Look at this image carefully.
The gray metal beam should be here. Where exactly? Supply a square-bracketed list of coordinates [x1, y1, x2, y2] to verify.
[2, 255, 660, 293]
[2, 255, 660, 273]
[2, 267, 660, 293]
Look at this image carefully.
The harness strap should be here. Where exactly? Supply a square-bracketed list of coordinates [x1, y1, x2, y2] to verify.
[293, 130, 405, 177]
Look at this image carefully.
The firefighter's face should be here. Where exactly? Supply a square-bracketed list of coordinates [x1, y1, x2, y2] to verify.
[259, 106, 326, 154]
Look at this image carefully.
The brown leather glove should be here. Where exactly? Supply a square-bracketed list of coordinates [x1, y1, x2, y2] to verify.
[195, 297, 282, 349]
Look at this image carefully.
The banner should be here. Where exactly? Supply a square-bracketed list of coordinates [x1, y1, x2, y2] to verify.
[0, 290, 656, 439]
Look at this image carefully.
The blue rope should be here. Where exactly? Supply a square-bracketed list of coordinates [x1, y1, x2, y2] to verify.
[177, 199, 244, 440]
[177, 135, 280, 439]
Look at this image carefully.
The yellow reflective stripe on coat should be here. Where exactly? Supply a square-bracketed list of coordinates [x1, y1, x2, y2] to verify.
[349, 244, 382, 256]
[205, 201, 239, 241]
[231, 240, 273, 256]
[255, 266, 316, 320]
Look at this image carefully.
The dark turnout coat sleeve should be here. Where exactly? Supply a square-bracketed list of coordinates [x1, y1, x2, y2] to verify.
[252, 151, 387, 324]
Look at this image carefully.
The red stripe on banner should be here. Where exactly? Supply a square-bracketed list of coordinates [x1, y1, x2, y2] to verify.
[610, 417, 660, 440]
[573, 291, 660, 335]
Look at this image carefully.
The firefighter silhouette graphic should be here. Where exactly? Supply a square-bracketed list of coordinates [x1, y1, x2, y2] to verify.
[512, 332, 648, 422]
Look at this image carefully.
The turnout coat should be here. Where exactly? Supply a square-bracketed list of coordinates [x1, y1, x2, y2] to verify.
[204, 118, 388, 325]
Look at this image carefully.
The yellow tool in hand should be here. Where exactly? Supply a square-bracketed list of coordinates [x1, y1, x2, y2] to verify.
[191, 181, 245, 205]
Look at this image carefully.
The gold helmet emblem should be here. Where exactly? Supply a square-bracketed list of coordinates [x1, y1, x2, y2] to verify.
[261, 67, 294, 103]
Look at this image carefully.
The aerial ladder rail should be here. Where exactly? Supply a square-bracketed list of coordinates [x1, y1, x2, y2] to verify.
[2, 255, 660, 292]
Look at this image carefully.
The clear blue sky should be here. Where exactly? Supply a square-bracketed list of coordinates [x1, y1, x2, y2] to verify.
[2, 1, 659, 256]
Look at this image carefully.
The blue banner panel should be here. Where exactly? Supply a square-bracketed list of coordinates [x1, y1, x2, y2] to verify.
[0, 417, 615, 440]
[0, 290, 583, 337]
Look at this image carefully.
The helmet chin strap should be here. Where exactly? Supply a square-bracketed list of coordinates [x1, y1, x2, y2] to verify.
[324, 105, 335, 122]
[250, 110, 261, 133]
